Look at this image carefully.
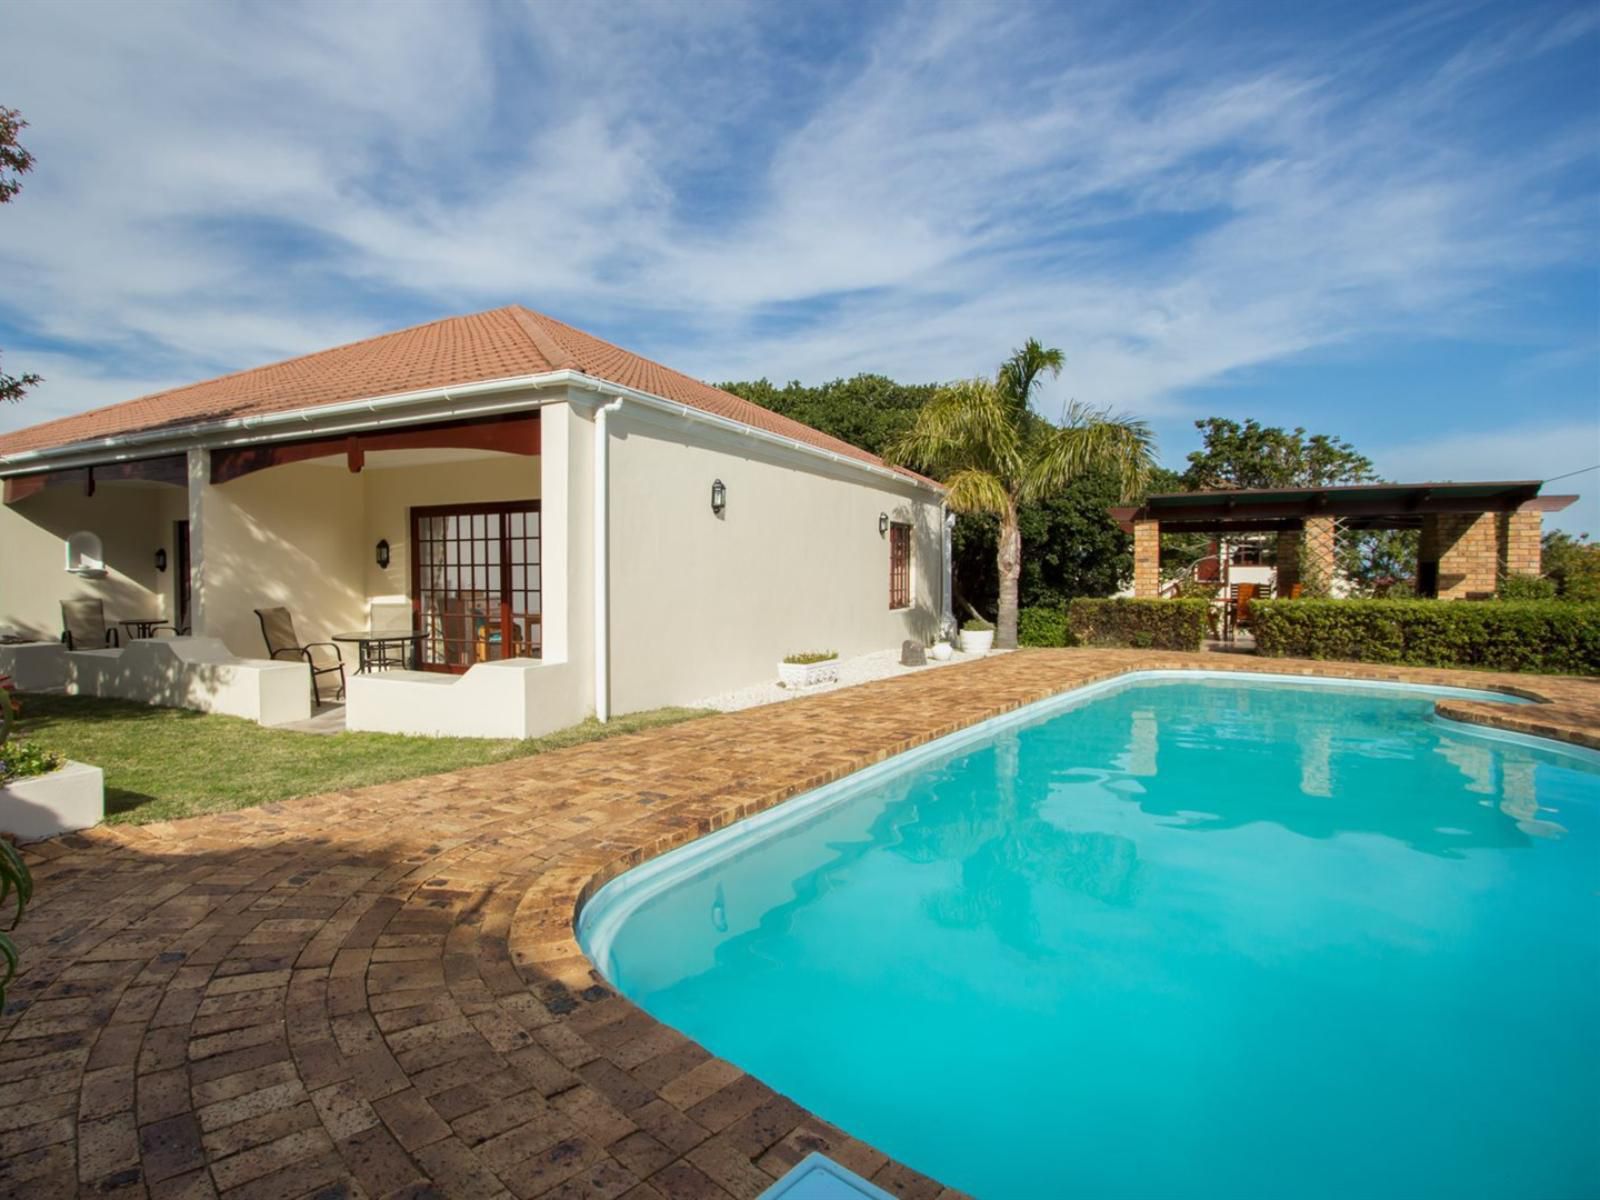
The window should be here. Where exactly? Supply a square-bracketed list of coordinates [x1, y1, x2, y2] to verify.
[889, 522, 912, 609]
[410, 501, 541, 672]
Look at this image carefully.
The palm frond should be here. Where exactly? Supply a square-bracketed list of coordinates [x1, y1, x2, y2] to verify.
[1021, 400, 1156, 504]
[998, 338, 1065, 411]
[885, 377, 1022, 480]
[942, 468, 1013, 517]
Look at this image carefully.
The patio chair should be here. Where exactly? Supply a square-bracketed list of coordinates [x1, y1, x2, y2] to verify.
[60, 599, 119, 649]
[255, 607, 345, 704]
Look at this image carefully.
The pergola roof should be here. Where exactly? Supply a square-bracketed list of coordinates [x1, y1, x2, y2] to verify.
[1111, 480, 1577, 533]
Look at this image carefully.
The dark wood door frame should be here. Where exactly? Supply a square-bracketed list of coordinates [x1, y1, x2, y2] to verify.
[409, 500, 541, 673]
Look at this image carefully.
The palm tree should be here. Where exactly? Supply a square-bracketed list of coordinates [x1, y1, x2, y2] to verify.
[888, 340, 1154, 649]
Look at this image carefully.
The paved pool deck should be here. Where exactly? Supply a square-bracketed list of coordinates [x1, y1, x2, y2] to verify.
[4, 650, 1597, 1200]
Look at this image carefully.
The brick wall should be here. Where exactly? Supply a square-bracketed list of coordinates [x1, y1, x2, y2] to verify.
[1499, 509, 1542, 579]
[1302, 516, 1337, 596]
[1427, 511, 1499, 599]
[1133, 520, 1160, 597]
[1276, 528, 1301, 592]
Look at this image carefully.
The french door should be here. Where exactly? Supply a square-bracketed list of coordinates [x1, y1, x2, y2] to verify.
[410, 501, 541, 673]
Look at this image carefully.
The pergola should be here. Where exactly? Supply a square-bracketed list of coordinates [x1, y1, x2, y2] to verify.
[1111, 480, 1576, 600]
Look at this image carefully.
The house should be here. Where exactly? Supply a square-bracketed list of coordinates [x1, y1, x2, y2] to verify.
[0, 307, 949, 735]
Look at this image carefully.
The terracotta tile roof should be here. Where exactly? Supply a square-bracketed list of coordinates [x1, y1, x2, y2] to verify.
[0, 306, 934, 485]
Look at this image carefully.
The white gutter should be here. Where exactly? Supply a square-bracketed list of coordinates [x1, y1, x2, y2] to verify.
[593, 396, 624, 723]
[0, 368, 943, 496]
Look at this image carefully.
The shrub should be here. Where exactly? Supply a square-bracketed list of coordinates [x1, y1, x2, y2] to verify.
[782, 650, 837, 665]
[0, 740, 62, 785]
[962, 617, 994, 632]
[1251, 599, 1600, 675]
[1067, 598, 1209, 651]
[1498, 573, 1557, 601]
[1018, 606, 1070, 647]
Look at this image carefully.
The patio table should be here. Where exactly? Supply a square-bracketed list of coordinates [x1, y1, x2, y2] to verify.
[119, 618, 179, 639]
[331, 630, 424, 674]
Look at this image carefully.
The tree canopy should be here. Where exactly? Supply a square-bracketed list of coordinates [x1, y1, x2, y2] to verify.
[1181, 417, 1376, 490]
[1, 105, 39, 405]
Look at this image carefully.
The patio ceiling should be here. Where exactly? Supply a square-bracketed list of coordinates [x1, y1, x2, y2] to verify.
[1111, 480, 1578, 533]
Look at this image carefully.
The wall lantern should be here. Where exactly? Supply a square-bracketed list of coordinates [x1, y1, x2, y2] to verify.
[154, 548, 168, 573]
[375, 539, 391, 569]
[711, 479, 726, 516]
[879, 512, 890, 536]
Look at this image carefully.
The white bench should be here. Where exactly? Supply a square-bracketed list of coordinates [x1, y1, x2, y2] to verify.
[346, 657, 589, 739]
[63, 637, 312, 726]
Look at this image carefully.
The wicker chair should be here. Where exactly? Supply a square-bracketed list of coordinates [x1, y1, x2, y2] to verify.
[255, 607, 345, 704]
[60, 599, 119, 650]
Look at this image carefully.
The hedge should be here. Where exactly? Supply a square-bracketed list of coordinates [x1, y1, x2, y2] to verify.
[1067, 598, 1209, 651]
[1019, 606, 1071, 647]
[1251, 599, 1600, 675]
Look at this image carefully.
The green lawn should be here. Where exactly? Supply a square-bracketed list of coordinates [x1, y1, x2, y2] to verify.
[11, 693, 711, 826]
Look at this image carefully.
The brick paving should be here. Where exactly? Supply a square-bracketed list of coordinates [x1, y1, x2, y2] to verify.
[3, 650, 1597, 1200]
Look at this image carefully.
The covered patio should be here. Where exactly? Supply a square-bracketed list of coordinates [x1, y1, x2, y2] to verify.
[1112, 479, 1578, 605]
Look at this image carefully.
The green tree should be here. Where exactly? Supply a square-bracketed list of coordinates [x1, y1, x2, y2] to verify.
[1, 106, 39, 405]
[718, 374, 938, 459]
[1182, 418, 1375, 490]
[887, 341, 1154, 649]
[1542, 530, 1600, 601]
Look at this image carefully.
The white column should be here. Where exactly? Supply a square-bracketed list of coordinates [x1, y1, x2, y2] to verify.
[592, 396, 623, 722]
[186, 447, 208, 636]
[942, 508, 956, 634]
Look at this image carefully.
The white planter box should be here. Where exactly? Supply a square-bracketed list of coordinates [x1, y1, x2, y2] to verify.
[959, 629, 995, 656]
[1, 760, 105, 842]
[778, 659, 839, 689]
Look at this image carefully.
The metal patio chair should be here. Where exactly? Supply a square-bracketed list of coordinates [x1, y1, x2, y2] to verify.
[60, 599, 119, 650]
[255, 606, 346, 704]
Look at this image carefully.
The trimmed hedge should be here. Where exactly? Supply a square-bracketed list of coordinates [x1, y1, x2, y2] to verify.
[1019, 606, 1071, 647]
[1067, 598, 1209, 651]
[1251, 599, 1600, 675]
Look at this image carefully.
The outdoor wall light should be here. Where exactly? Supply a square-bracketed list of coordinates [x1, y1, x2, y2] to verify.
[154, 548, 167, 573]
[879, 512, 890, 536]
[375, 539, 391, 569]
[711, 479, 726, 516]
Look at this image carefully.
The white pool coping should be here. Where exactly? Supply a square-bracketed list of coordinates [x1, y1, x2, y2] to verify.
[577, 669, 1588, 974]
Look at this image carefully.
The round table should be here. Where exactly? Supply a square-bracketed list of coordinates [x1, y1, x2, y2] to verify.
[331, 630, 425, 674]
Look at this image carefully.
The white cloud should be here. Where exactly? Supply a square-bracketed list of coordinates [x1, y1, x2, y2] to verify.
[0, 0, 1592, 503]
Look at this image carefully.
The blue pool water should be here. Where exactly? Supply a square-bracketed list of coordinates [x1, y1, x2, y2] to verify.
[579, 674, 1600, 1199]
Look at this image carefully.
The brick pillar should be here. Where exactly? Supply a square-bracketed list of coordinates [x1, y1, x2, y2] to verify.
[1301, 516, 1337, 596]
[1133, 519, 1160, 597]
[1499, 509, 1542, 579]
[1276, 528, 1302, 594]
[1429, 512, 1498, 599]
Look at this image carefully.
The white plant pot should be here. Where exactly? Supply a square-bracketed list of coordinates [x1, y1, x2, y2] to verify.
[778, 659, 839, 689]
[1, 760, 105, 841]
[959, 629, 995, 656]
[929, 642, 953, 662]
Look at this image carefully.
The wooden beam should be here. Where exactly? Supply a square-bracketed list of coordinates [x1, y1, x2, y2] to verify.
[2, 454, 188, 505]
[210, 412, 540, 485]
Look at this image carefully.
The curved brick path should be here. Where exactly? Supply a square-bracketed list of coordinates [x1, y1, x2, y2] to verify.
[3, 651, 1596, 1200]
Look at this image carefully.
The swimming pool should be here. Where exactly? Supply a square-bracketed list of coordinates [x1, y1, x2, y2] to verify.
[579, 673, 1600, 1199]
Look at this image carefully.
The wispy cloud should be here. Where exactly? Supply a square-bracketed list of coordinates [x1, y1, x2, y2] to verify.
[0, 0, 1594, 524]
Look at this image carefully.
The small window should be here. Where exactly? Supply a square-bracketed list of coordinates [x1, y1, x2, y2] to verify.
[889, 522, 912, 609]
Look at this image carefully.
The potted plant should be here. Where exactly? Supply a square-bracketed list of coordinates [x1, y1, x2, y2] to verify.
[928, 639, 953, 661]
[0, 675, 103, 842]
[959, 618, 995, 656]
[778, 651, 839, 689]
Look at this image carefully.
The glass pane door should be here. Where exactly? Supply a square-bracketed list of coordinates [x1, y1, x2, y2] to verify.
[411, 501, 541, 673]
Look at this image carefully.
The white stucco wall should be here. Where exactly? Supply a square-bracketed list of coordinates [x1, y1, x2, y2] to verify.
[195, 459, 368, 657]
[601, 403, 943, 713]
[0, 482, 181, 641]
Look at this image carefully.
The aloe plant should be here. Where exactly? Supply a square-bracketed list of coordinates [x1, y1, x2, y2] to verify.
[0, 675, 32, 1007]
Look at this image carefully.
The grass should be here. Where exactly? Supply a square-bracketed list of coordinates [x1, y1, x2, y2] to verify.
[10, 693, 712, 826]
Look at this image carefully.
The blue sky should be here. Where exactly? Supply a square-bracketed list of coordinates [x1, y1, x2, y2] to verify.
[1, 0, 1596, 531]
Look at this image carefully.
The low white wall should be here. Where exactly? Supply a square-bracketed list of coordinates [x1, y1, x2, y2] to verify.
[0, 761, 104, 842]
[64, 637, 311, 725]
[0, 641, 69, 691]
[345, 657, 590, 740]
